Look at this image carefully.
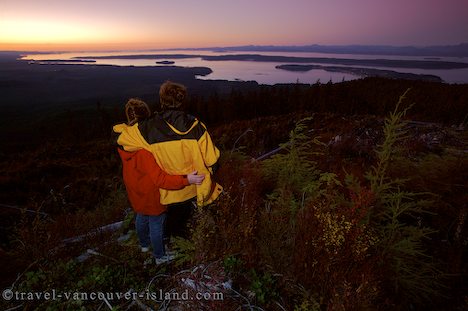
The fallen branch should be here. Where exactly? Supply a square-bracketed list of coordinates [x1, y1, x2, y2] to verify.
[4, 305, 24, 311]
[232, 128, 254, 153]
[0, 204, 49, 217]
[253, 143, 290, 162]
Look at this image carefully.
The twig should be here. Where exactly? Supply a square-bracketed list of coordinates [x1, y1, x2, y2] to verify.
[173, 268, 193, 278]
[232, 129, 254, 153]
[241, 305, 265, 311]
[61, 221, 124, 244]
[101, 295, 113, 310]
[253, 142, 290, 162]
[230, 287, 255, 310]
[4, 304, 24, 311]
[85, 248, 121, 263]
[0, 204, 49, 217]
[158, 289, 177, 311]
[274, 300, 287, 311]
[405, 120, 441, 127]
[10, 259, 41, 290]
[146, 273, 171, 292]
[128, 289, 155, 311]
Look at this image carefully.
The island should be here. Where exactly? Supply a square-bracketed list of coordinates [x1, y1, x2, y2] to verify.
[156, 60, 175, 65]
[276, 64, 443, 82]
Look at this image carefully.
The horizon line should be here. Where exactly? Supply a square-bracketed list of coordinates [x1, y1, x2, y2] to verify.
[1, 42, 468, 53]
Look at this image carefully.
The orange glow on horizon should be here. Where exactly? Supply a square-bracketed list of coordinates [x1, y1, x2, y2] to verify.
[1, 19, 104, 44]
[0, 35, 278, 52]
[0, 41, 226, 52]
[0, 18, 180, 52]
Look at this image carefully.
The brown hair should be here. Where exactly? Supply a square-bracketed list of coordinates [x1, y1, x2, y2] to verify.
[125, 98, 151, 125]
[159, 81, 187, 110]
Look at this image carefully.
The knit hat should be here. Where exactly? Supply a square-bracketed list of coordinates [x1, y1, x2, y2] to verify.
[125, 98, 151, 125]
[159, 81, 187, 110]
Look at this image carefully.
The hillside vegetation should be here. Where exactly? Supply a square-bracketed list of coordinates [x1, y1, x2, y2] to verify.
[0, 78, 467, 310]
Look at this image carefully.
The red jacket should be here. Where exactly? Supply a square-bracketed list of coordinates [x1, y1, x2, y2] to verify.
[117, 148, 189, 215]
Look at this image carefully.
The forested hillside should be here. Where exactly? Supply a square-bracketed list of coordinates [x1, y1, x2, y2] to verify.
[0, 78, 467, 310]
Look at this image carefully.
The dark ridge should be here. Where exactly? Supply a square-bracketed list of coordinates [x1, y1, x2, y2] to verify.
[73, 53, 468, 69]
[201, 54, 468, 69]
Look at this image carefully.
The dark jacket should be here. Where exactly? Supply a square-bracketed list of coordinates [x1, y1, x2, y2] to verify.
[113, 110, 222, 207]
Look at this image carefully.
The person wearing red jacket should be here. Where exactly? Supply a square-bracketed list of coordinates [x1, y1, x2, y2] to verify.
[117, 99, 204, 264]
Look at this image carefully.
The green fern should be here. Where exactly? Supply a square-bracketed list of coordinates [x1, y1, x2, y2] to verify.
[366, 90, 443, 304]
[262, 117, 324, 213]
[367, 88, 413, 197]
[171, 236, 196, 266]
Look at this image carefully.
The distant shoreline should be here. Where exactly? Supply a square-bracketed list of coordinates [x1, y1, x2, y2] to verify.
[29, 59, 96, 64]
[71, 53, 468, 70]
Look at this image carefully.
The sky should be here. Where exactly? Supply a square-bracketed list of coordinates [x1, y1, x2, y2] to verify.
[1, 0, 467, 51]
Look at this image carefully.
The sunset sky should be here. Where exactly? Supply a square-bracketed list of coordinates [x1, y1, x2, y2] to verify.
[1, 0, 467, 52]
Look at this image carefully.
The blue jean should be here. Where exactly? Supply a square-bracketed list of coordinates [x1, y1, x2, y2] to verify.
[136, 213, 167, 258]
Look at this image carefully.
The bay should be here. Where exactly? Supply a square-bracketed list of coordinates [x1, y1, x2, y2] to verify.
[21, 50, 468, 85]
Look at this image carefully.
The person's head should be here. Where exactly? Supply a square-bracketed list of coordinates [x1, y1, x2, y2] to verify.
[159, 81, 187, 111]
[125, 98, 151, 125]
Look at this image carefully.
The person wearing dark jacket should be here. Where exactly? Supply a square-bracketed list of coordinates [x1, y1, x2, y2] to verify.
[117, 98, 204, 264]
[114, 82, 223, 238]
[113, 82, 222, 207]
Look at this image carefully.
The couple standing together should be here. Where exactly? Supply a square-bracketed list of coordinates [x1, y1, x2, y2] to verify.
[113, 81, 223, 264]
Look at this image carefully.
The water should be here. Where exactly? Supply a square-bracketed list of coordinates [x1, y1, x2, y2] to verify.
[21, 50, 468, 85]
